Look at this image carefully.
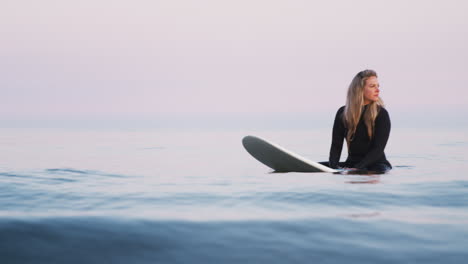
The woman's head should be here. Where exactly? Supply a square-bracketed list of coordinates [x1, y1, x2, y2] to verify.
[346, 69, 381, 106]
[343, 69, 385, 142]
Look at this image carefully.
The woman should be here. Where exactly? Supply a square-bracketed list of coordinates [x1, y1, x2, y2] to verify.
[327, 69, 391, 172]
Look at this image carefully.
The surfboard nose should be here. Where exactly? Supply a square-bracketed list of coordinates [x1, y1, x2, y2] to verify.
[242, 135, 256, 148]
[242, 135, 267, 151]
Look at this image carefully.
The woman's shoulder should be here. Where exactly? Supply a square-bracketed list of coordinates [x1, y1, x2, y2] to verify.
[378, 106, 389, 115]
[337, 105, 345, 113]
[334, 106, 345, 118]
[377, 106, 390, 121]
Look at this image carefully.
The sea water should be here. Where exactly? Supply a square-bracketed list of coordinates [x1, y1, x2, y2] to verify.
[1, 126, 468, 263]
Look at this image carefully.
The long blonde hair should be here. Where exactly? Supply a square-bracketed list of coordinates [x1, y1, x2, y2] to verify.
[343, 69, 384, 143]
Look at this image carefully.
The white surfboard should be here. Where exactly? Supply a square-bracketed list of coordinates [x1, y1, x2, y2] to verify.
[242, 135, 337, 173]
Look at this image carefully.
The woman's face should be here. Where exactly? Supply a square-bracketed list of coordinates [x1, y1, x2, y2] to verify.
[363, 76, 380, 104]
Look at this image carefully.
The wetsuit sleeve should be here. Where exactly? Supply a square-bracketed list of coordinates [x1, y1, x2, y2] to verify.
[329, 107, 345, 169]
[354, 108, 391, 169]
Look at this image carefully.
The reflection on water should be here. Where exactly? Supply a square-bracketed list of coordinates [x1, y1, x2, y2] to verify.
[344, 175, 381, 184]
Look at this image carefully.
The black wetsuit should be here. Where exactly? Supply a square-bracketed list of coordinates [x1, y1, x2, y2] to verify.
[327, 105, 392, 171]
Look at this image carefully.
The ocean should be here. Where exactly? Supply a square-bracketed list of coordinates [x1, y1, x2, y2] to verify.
[1, 126, 468, 263]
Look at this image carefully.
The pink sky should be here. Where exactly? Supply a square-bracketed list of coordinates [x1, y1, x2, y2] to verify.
[1, 0, 467, 120]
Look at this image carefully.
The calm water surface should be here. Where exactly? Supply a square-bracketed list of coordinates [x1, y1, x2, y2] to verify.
[1, 127, 467, 263]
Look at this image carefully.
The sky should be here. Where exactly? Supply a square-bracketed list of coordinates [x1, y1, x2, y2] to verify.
[1, 0, 467, 128]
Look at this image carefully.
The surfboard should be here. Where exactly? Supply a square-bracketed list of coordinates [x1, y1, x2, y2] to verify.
[242, 135, 338, 173]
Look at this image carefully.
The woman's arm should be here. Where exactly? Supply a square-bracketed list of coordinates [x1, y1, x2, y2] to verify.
[354, 108, 391, 169]
[329, 107, 346, 168]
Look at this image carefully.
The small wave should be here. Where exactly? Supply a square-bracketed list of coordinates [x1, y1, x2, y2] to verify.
[46, 168, 90, 174]
[394, 165, 415, 169]
[0, 216, 467, 264]
[0, 172, 26, 178]
[45, 168, 130, 178]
